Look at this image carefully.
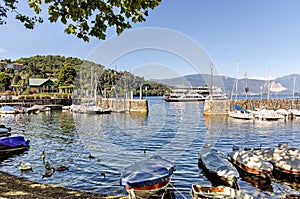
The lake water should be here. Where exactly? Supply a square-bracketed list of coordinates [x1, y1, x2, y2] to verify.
[0, 96, 300, 198]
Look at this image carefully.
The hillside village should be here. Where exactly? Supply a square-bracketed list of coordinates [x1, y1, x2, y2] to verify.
[0, 55, 170, 100]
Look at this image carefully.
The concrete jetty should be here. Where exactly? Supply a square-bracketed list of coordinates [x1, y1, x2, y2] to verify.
[204, 98, 300, 115]
[0, 97, 149, 113]
[93, 98, 148, 113]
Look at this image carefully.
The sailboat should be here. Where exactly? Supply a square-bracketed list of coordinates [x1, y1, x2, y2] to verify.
[229, 62, 254, 120]
[288, 77, 300, 116]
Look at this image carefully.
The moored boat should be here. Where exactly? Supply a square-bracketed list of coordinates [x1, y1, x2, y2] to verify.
[228, 147, 273, 178]
[0, 105, 18, 114]
[162, 86, 208, 102]
[252, 108, 282, 120]
[229, 105, 254, 120]
[0, 124, 11, 137]
[120, 155, 175, 199]
[198, 143, 239, 188]
[251, 143, 300, 178]
[191, 184, 253, 199]
[0, 136, 30, 156]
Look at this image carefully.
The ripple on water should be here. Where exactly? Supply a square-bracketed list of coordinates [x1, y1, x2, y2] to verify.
[0, 98, 300, 198]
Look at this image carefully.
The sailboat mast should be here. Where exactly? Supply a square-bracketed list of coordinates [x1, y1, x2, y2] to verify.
[210, 63, 213, 100]
[245, 69, 248, 100]
[267, 69, 270, 101]
[235, 61, 239, 100]
[293, 76, 296, 100]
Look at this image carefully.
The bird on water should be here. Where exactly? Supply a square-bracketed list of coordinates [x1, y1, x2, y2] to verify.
[45, 161, 52, 170]
[41, 150, 45, 162]
[42, 168, 55, 178]
[19, 160, 32, 171]
[55, 165, 69, 171]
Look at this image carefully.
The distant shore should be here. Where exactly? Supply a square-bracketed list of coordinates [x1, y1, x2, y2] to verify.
[0, 170, 127, 199]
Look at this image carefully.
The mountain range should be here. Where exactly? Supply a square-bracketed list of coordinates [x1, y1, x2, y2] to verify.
[152, 74, 300, 95]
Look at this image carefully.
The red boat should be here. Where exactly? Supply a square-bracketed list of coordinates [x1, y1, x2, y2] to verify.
[228, 149, 273, 178]
[251, 144, 300, 177]
[120, 155, 175, 199]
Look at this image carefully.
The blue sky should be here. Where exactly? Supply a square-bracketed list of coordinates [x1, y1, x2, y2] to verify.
[1, 1, 300, 80]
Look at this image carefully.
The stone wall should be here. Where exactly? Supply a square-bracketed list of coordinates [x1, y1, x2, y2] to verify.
[204, 99, 230, 115]
[96, 98, 148, 113]
[204, 98, 300, 115]
[230, 99, 300, 111]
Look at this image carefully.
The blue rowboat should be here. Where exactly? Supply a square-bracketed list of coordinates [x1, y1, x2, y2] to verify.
[120, 155, 175, 199]
[0, 136, 30, 155]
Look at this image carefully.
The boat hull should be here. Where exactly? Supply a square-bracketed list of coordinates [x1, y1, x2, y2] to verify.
[198, 146, 239, 188]
[162, 97, 205, 102]
[125, 178, 171, 198]
[228, 150, 273, 178]
[120, 155, 175, 199]
[191, 184, 253, 199]
[251, 145, 300, 178]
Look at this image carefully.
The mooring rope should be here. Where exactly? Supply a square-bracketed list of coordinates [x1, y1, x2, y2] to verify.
[169, 184, 188, 199]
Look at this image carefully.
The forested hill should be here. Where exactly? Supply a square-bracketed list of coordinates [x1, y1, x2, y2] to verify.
[15, 55, 86, 78]
[10, 55, 170, 96]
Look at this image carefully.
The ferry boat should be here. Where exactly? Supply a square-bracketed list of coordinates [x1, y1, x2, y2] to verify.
[162, 85, 226, 102]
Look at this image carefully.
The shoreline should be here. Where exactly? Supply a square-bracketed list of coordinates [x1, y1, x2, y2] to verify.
[0, 170, 127, 199]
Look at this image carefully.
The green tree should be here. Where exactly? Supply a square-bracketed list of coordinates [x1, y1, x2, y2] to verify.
[0, 72, 12, 90]
[0, 0, 161, 42]
[57, 64, 77, 87]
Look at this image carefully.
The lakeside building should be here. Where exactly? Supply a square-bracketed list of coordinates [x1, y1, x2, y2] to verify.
[28, 78, 58, 93]
[0, 62, 24, 72]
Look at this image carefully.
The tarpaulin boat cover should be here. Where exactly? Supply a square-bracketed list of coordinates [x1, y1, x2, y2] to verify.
[235, 104, 250, 114]
[120, 155, 176, 188]
[2, 106, 16, 111]
[0, 136, 29, 147]
[199, 146, 239, 180]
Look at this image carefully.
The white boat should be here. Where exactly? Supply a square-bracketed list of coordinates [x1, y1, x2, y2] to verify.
[191, 184, 253, 199]
[252, 108, 282, 120]
[275, 109, 289, 119]
[228, 148, 273, 178]
[288, 77, 300, 116]
[120, 155, 175, 199]
[162, 86, 209, 102]
[229, 105, 254, 120]
[198, 143, 239, 188]
[288, 109, 300, 117]
[0, 105, 18, 114]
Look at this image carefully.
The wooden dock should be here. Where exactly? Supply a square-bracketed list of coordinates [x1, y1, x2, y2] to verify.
[0, 98, 72, 109]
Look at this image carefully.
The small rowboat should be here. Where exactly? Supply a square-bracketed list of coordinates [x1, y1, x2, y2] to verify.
[191, 184, 253, 199]
[198, 143, 239, 188]
[120, 155, 175, 199]
[0, 125, 11, 137]
[251, 143, 300, 177]
[0, 136, 30, 156]
[228, 149, 273, 178]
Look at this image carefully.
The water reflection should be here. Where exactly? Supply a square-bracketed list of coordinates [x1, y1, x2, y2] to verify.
[0, 98, 299, 198]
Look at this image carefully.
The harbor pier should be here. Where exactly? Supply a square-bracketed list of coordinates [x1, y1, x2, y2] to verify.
[96, 98, 148, 113]
[0, 98, 72, 110]
[204, 98, 300, 115]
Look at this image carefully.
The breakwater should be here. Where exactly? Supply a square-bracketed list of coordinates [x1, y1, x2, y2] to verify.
[96, 98, 148, 113]
[230, 98, 300, 110]
[0, 97, 149, 113]
[0, 98, 72, 108]
[204, 98, 300, 115]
